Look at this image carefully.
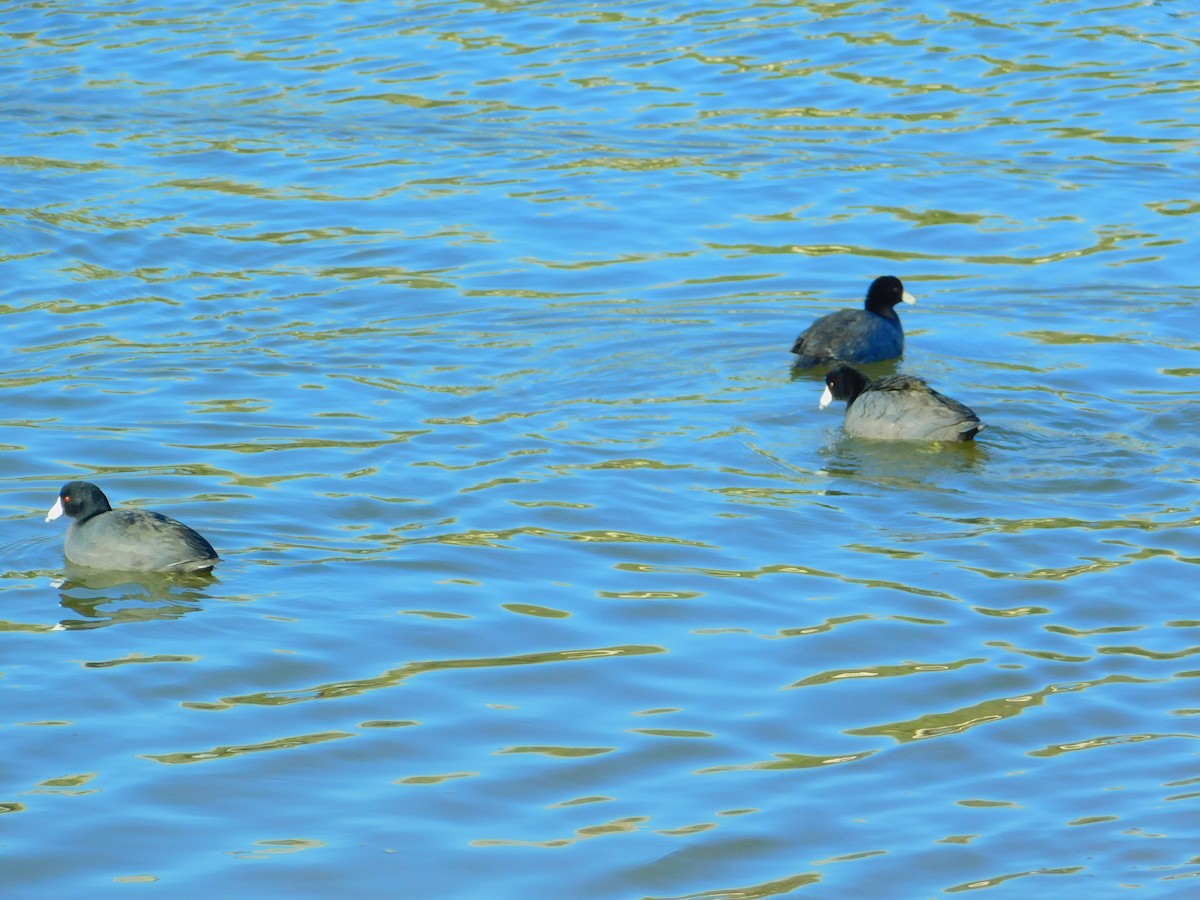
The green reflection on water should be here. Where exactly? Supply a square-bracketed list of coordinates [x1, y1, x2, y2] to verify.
[502, 602, 570, 618]
[471, 815, 651, 849]
[188, 643, 666, 709]
[226, 838, 326, 859]
[424, 526, 713, 549]
[697, 749, 876, 774]
[641, 870, 823, 899]
[496, 745, 614, 758]
[943, 866, 1085, 894]
[849, 674, 1156, 743]
[396, 771, 477, 785]
[787, 656, 987, 688]
[82, 653, 198, 668]
[29, 772, 99, 796]
[1028, 732, 1195, 758]
[143, 729, 355, 765]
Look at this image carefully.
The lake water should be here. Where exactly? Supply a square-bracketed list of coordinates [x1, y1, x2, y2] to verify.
[3, 1, 1199, 896]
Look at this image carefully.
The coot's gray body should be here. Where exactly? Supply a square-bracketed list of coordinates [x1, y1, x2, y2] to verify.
[791, 276, 916, 369]
[820, 366, 984, 442]
[46, 481, 219, 572]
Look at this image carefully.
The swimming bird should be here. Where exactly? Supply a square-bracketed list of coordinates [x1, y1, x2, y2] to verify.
[791, 275, 916, 369]
[45, 481, 220, 572]
[819, 365, 984, 442]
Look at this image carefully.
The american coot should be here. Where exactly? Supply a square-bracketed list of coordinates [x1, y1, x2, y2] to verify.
[820, 365, 984, 442]
[45, 481, 220, 572]
[791, 276, 916, 369]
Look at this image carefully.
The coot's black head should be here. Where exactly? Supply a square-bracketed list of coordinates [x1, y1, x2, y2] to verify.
[864, 276, 916, 315]
[819, 365, 872, 408]
[46, 481, 113, 524]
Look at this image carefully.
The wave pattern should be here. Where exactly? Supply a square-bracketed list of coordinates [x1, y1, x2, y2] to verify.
[2, 0, 1199, 896]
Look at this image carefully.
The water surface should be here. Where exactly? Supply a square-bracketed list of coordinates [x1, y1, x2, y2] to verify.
[2, 1, 1199, 897]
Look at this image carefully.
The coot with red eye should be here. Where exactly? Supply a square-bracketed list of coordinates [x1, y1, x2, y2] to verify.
[45, 481, 220, 572]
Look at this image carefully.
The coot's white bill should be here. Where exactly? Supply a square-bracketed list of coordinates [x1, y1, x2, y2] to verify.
[818, 385, 834, 409]
[46, 497, 64, 522]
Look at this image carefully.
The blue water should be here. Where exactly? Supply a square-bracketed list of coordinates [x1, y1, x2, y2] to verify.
[3, 1, 1200, 896]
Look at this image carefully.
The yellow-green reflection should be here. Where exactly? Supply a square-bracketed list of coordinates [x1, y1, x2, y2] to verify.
[496, 746, 614, 758]
[698, 749, 875, 775]
[143, 730, 355, 764]
[642, 871, 822, 899]
[187, 644, 665, 709]
[849, 675, 1154, 743]
[787, 657, 986, 689]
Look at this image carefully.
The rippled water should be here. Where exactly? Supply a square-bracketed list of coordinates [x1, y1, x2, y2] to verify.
[3, 1, 1199, 896]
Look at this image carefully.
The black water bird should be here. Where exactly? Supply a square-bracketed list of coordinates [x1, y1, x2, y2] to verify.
[820, 365, 984, 442]
[791, 275, 916, 369]
[45, 481, 220, 572]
